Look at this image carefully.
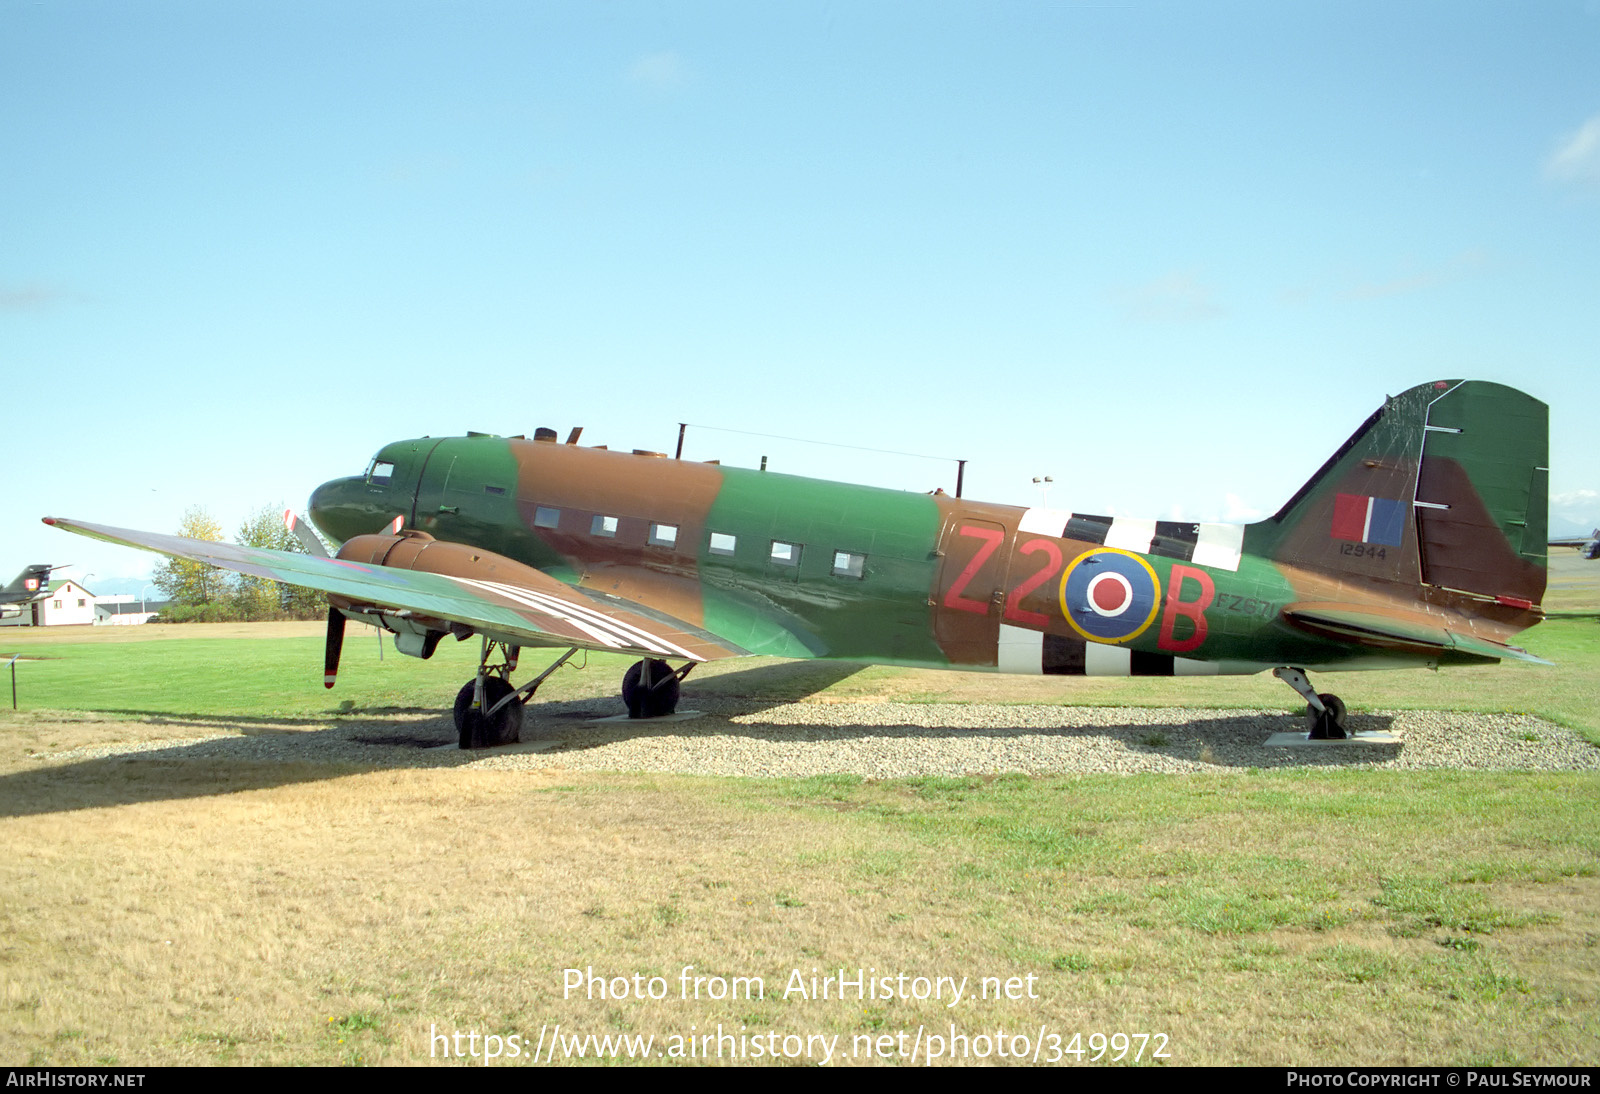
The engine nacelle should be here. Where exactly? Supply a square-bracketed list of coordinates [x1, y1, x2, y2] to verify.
[331, 531, 554, 657]
[335, 530, 553, 587]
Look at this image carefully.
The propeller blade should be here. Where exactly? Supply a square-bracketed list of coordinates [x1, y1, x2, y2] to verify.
[324, 609, 346, 689]
[384, 514, 404, 535]
[282, 509, 330, 558]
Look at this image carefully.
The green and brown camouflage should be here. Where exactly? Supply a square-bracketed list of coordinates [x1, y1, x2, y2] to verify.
[46, 379, 1549, 736]
[298, 378, 1546, 673]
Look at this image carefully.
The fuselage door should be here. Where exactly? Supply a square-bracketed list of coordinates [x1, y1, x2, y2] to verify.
[410, 438, 524, 549]
[933, 517, 1011, 666]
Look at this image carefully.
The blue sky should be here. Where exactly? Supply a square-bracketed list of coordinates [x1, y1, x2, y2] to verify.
[5, 1, 1598, 592]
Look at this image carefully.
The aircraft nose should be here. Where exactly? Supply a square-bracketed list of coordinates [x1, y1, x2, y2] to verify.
[308, 476, 373, 547]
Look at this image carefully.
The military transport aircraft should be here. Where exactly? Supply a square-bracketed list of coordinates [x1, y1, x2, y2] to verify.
[45, 379, 1550, 747]
[0, 564, 63, 614]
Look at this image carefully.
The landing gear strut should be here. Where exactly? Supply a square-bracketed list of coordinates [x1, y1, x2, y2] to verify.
[622, 658, 694, 719]
[453, 640, 579, 749]
[1272, 667, 1350, 739]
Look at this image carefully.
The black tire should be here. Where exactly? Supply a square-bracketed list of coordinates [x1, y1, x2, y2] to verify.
[622, 658, 680, 719]
[1306, 693, 1348, 739]
[454, 677, 523, 749]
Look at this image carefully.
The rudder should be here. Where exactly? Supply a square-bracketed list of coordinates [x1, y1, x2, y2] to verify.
[1413, 381, 1546, 605]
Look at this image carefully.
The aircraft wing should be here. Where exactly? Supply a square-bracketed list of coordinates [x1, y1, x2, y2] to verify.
[1282, 606, 1552, 666]
[43, 517, 747, 663]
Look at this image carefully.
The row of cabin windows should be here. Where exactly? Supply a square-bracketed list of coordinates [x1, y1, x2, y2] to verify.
[532, 505, 866, 579]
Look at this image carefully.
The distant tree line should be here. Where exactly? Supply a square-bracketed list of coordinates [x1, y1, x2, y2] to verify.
[151, 504, 327, 623]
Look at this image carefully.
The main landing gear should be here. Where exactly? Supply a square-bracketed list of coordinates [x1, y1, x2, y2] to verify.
[621, 657, 695, 719]
[1272, 667, 1350, 739]
[452, 644, 696, 748]
[454, 639, 578, 749]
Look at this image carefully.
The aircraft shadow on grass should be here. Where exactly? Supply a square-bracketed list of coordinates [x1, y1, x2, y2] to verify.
[76, 706, 441, 728]
[1, 661, 1401, 819]
[51, 658, 867, 730]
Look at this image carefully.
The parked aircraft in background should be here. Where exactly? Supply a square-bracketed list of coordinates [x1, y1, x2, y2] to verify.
[0, 564, 62, 614]
[47, 379, 1549, 746]
[1549, 530, 1600, 560]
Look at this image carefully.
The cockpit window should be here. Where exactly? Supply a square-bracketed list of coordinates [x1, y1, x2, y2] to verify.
[367, 459, 395, 485]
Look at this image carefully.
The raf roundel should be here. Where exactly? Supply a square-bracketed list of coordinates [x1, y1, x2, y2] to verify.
[1059, 549, 1162, 644]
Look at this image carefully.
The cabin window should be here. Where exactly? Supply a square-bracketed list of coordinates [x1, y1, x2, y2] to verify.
[649, 523, 678, 548]
[367, 459, 394, 484]
[770, 540, 800, 566]
[709, 532, 737, 556]
[484, 485, 506, 496]
[533, 506, 560, 529]
[591, 515, 619, 538]
[832, 551, 866, 578]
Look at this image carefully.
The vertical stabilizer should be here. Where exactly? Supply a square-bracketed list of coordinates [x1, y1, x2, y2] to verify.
[1, 564, 56, 603]
[1246, 380, 1547, 606]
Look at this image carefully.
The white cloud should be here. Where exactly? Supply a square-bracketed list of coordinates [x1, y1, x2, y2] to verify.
[1552, 488, 1599, 528]
[1340, 250, 1489, 301]
[1115, 271, 1225, 324]
[0, 284, 77, 312]
[1221, 493, 1266, 523]
[1545, 114, 1600, 188]
[628, 51, 688, 91]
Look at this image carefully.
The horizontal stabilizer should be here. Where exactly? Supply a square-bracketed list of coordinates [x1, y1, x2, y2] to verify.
[1284, 607, 1551, 666]
[1443, 631, 1553, 666]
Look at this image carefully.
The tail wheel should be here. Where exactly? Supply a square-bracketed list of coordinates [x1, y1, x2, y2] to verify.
[622, 658, 680, 719]
[454, 677, 523, 749]
[1306, 693, 1348, 739]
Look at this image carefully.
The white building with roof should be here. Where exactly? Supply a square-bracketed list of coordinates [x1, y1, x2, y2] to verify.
[0, 578, 99, 627]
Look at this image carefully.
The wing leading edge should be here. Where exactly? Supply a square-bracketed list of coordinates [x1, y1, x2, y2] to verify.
[43, 517, 746, 663]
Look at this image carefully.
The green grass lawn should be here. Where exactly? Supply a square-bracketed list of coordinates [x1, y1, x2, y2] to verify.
[2, 627, 629, 721]
[7, 614, 1596, 741]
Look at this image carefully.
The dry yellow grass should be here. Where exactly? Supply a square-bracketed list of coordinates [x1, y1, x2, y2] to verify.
[3, 720, 1596, 1066]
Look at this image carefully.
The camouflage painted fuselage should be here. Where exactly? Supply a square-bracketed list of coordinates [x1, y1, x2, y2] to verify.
[307, 380, 1548, 677]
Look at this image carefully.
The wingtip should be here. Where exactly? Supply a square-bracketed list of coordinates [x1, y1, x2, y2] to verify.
[41, 517, 57, 526]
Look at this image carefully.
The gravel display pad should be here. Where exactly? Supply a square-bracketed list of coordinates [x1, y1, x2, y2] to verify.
[29, 699, 1600, 777]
